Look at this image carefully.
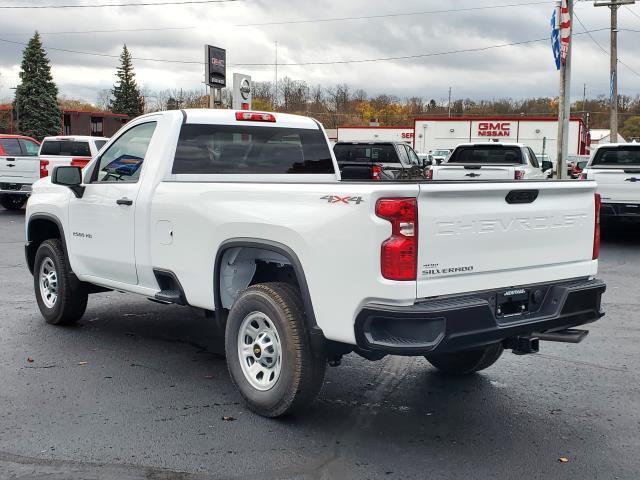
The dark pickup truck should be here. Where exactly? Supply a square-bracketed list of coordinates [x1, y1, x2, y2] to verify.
[333, 141, 427, 180]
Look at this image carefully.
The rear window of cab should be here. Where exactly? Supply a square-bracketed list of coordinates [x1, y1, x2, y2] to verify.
[172, 124, 334, 174]
[40, 140, 91, 157]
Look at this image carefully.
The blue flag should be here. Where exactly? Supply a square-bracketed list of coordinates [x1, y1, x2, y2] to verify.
[551, 9, 561, 70]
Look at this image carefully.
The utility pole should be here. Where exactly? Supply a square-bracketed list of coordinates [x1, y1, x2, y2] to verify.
[447, 86, 452, 117]
[274, 41, 278, 110]
[556, 0, 572, 180]
[595, 0, 635, 143]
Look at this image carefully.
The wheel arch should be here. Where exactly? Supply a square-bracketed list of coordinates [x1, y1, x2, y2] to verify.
[213, 238, 322, 338]
[25, 213, 68, 275]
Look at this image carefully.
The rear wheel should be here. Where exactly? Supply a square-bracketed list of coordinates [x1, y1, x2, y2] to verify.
[34, 239, 88, 325]
[0, 194, 27, 211]
[225, 282, 326, 417]
[425, 343, 504, 375]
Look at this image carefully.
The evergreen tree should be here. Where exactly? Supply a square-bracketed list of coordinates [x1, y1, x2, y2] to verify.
[13, 32, 61, 140]
[109, 45, 144, 118]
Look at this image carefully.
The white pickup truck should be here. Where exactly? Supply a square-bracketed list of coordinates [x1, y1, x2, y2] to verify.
[428, 143, 546, 181]
[0, 134, 41, 210]
[25, 110, 605, 417]
[0, 135, 108, 211]
[581, 143, 640, 223]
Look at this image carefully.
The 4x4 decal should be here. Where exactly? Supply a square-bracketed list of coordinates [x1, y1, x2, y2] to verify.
[320, 195, 364, 205]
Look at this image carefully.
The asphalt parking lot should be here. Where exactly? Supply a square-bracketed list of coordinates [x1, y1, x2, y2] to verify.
[1, 208, 639, 480]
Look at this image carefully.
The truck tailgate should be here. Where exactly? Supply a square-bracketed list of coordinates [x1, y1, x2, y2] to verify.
[0, 156, 39, 183]
[590, 168, 640, 204]
[433, 165, 514, 181]
[416, 181, 598, 298]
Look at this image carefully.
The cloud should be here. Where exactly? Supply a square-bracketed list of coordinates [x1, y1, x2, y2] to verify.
[0, 0, 639, 104]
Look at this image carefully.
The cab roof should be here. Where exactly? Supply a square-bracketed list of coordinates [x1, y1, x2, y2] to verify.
[178, 109, 321, 130]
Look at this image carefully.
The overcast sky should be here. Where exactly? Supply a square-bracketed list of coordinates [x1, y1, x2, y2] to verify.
[0, 0, 639, 105]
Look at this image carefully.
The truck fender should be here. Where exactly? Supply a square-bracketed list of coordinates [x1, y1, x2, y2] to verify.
[213, 238, 324, 346]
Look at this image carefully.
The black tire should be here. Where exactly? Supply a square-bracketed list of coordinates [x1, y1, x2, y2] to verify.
[225, 282, 326, 417]
[33, 239, 88, 325]
[0, 194, 27, 211]
[425, 343, 504, 376]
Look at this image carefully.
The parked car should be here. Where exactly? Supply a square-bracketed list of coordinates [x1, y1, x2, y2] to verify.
[428, 143, 546, 181]
[429, 149, 452, 165]
[333, 141, 426, 180]
[571, 160, 588, 179]
[25, 109, 605, 417]
[0, 134, 41, 210]
[582, 143, 640, 222]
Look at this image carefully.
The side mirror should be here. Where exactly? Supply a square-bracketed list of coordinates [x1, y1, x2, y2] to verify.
[52, 166, 85, 198]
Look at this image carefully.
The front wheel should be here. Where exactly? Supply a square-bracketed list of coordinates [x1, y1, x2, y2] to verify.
[425, 343, 504, 375]
[225, 282, 326, 417]
[34, 239, 88, 325]
[0, 194, 27, 211]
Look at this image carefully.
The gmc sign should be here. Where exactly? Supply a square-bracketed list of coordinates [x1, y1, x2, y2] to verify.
[478, 122, 511, 137]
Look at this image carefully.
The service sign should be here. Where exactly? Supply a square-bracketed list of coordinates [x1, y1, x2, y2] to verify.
[205, 45, 226, 87]
[476, 122, 512, 137]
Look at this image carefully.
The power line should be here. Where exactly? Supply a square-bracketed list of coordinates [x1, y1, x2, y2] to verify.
[0, 27, 195, 36]
[623, 4, 640, 20]
[235, 1, 556, 27]
[0, 28, 611, 67]
[573, 12, 640, 80]
[0, 0, 243, 9]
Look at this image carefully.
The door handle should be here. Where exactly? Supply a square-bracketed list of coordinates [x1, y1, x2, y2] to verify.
[116, 198, 133, 206]
[6, 164, 15, 167]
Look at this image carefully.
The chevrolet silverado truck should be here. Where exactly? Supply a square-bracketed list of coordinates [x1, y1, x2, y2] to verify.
[0, 134, 40, 210]
[581, 143, 640, 223]
[333, 141, 426, 180]
[428, 143, 546, 181]
[25, 109, 605, 417]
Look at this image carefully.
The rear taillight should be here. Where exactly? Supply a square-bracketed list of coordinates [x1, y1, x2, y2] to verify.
[593, 193, 601, 260]
[70, 157, 90, 168]
[425, 169, 433, 180]
[39, 159, 49, 178]
[372, 165, 381, 181]
[375, 198, 417, 281]
[514, 170, 524, 180]
[235, 111, 276, 122]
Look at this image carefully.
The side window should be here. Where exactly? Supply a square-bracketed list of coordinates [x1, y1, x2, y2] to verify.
[528, 148, 540, 168]
[406, 146, 420, 166]
[93, 122, 156, 183]
[396, 144, 410, 165]
[19, 139, 40, 156]
[0, 138, 21, 156]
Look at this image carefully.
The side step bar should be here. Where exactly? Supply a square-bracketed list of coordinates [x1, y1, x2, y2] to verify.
[534, 329, 589, 344]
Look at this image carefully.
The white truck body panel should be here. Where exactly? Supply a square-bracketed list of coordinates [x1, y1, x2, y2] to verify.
[583, 144, 640, 205]
[27, 109, 600, 346]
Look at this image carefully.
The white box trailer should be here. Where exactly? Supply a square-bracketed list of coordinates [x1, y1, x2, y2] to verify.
[412, 116, 588, 162]
[337, 126, 414, 144]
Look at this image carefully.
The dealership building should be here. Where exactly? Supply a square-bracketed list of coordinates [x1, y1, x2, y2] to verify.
[337, 116, 589, 161]
[0, 105, 128, 138]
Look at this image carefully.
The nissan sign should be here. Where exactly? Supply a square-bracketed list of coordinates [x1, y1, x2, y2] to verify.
[205, 45, 226, 87]
[232, 73, 252, 110]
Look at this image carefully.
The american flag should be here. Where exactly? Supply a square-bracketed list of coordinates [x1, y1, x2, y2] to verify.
[559, 0, 571, 65]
